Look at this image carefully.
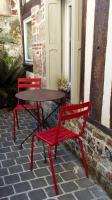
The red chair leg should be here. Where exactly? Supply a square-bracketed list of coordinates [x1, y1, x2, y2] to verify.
[13, 110, 16, 142]
[15, 110, 19, 129]
[30, 134, 35, 171]
[54, 144, 57, 159]
[78, 138, 88, 177]
[48, 146, 59, 195]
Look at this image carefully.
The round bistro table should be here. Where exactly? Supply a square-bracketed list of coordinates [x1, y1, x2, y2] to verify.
[16, 89, 65, 102]
[15, 89, 65, 156]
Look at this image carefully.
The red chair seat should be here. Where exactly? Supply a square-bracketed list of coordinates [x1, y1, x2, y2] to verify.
[37, 127, 78, 146]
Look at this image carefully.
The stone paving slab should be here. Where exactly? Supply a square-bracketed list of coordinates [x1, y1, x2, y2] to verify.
[0, 110, 111, 200]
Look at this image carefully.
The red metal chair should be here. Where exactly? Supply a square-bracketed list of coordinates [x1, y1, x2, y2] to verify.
[13, 78, 41, 142]
[30, 101, 91, 194]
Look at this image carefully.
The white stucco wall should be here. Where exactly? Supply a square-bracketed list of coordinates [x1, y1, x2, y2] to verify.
[84, 0, 112, 128]
[101, 0, 112, 127]
[84, 0, 95, 102]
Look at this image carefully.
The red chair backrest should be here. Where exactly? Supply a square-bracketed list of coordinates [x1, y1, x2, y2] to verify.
[18, 78, 41, 92]
[58, 101, 91, 137]
[17, 78, 41, 104]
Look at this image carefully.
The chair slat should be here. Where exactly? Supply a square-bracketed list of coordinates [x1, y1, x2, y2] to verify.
[18, 83, 41, 89]
[18, 78, 41, 92]
[61, 109, 88, 121]
[18, 78, 41, 83]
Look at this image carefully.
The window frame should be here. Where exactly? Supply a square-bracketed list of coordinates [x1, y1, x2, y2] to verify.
[23, 16, 33, 63]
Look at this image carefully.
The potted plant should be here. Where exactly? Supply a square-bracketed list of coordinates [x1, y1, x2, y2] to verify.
[56, 77, 71, 100]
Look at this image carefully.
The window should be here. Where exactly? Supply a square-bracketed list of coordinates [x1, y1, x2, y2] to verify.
[23, 17, 33, 63]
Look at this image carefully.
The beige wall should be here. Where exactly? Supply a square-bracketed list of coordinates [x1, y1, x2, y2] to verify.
[0, 0, 11, 15]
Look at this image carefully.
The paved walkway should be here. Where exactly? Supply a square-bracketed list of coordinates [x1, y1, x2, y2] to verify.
[0, 110, 111, 200]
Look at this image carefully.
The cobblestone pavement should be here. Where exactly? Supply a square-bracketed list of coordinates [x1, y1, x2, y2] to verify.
[0, 110, 111, 200]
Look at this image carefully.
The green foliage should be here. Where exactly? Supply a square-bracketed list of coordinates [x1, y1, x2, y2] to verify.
[0, 51, 25, 109]
[0, 35, 16, 44]
[10, 18, 21, 41]
[0, 18, 21, 45]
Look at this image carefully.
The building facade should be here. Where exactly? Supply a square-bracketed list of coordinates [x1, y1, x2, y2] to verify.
[19, 0, 112, 130]
[81, 0, 112, 130]
[16, 0, 112, 195]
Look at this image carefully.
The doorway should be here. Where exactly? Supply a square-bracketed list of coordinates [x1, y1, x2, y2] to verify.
[64, 0, 72, 83]
[62, 0, 82, 103]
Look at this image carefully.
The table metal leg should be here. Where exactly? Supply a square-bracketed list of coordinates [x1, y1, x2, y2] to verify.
[19, 101, 63, 162]
[42, 143, 47, 163]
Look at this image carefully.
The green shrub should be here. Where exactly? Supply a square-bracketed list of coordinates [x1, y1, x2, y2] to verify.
[0, 51, 25, 109]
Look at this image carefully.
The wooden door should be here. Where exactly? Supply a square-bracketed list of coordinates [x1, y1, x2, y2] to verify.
[45, 0, 61, 89]
[71, 0, 82, 103]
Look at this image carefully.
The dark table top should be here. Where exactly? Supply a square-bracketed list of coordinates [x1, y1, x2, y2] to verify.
[16, 89, 65, 102]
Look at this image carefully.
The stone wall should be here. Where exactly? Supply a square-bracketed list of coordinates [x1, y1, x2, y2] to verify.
[0, 15, 23, 59]
[64, 119, 112, 197]
[31, 0, 46, 87]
